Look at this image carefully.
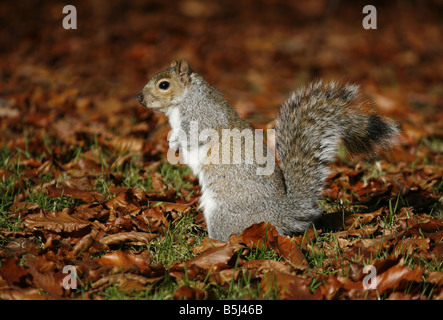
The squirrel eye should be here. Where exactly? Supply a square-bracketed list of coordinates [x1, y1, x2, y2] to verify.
[158, 81, 170, 90]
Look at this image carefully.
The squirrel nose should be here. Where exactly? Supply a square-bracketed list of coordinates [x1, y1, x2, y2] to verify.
[136, 92, 144, 103]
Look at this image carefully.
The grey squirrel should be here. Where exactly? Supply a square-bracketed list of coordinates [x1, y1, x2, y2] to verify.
[137, 59, 399, 241]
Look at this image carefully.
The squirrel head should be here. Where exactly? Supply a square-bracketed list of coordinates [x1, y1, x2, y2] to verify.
[137, 59, 193, 112]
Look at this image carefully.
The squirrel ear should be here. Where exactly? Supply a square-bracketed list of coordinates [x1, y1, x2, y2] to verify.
[170, 60, 178, 68]
[178, 59, 191, 86]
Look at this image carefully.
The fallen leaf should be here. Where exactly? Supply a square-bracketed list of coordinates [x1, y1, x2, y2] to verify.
[0, 258, 29, 287]
[28, 265, 65, 296]
[393, 237, 430, 256]
[261, 270, 321, 300]
[46, 184, 105, 203]
[72, 229, 100, 256]
[139, 206, 168, 231]
[99, 232, 157, 246]
[375, 264, 424, 294]
[151, 172, 167, 192]
[185, 243, 244, 271]
[23, 209, 91, 233]
[243, 259, 293, 274]
[335, 225, 379, 238]
[192, 237, 228, 255]
[174, 285, 206, 300]
[0, 288, 57, 300]
[231, 222, 308, 269]
[426, 271, 443, 287]
[98, 250, 150, 270]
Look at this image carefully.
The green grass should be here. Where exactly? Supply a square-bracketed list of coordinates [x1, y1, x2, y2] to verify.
[1, 136, 441, 300]
[146, 212, 206, 267]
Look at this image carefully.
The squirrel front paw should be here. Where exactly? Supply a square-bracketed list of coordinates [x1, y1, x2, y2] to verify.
[168, 131, 182, 153]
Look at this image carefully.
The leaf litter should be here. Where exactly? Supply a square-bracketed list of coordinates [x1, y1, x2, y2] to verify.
[0, 0, 442, 300]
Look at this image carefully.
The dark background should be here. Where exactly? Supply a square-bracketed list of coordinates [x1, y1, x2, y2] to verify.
[0, 0, 442, 152]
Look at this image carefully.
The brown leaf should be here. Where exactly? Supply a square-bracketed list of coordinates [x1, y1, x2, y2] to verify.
[335, 225, 379, 238]
[103, 136, 144, 154]
[98, 250, 150, 269]
[0, 169, 13, 180]
[185, 243, 244, 271]
[275, 235, 309, 269]
[0, 237, 36, 259]
[174, 285, 206, 300]
[156, 201, 191, 215]
[192, 237, 228, 255]
[231, 222, 308, 269]
[426, 271, 443, 287]
[0, 258, 29, 287]
[0, 288, 57, 300]
[23, 209, 91, 233]
[431, 243, 443, 260]
[316, 274, 344, 300]
[91, 273, 155, 294]
[72, 229, 99, 256]
[72, 203, 109, 221]
[99, 232, 157, 246]
[104, 188, 144, 213]
[345, 208, 384, 229]
[375, 264, 424, 294]
[139, 206, 168, 231]
[9, 202, 40, 212]
[393, 237, 430, 256]
[46, 184, 105, 203]
[243, 259, 293, 274]
[151, 172, 167, 192]
[407, 219, 443, 235]
[386, 292, 419, 300]
[261, 270, 321, 300]
[28, 265, 64, 296]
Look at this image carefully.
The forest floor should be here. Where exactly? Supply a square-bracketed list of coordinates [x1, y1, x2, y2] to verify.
[0, 0, 442, 300]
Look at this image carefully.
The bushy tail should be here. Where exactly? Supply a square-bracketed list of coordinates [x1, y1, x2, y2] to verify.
[276, 81, 399, 204]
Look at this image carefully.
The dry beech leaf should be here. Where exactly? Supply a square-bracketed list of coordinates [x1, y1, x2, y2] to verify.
[209, 268, 243, 286]
[105, 190, 140, 213]
[426, 271, 443, 286]
[393, 237, 430, 256]
[335, 225, 379, 238]
[103, 136, 144, 154]
[375, 264, 424, 294]
[156, 202, 191, 214]
[28, 265, 65, 297]
[91, 273, 154, 293]
[343, 208, 384, 229]
[261, 270, 321, 300]
[0, 258, 28, 286]
[99, 232, 157, 246]
[243, 259, 293, 274]
[140, 206, 168, 231]
[231, 222, 308, 269]
[23, 209, 91, 233]
[151, 172, 167, 192]
[0, 288, 57, 300]
[316, 274, 344, 300]
[185, 243, 244, 271]
[174, 285, 206, 300]
[0, 238, 35, 259]
[8, 202, 40, 212]
[192, 237, 228, 255]
[72, 203, 109, 221]
[72, 229, 99, 256]
[46, 183, 106, 203]
[98, 250, 150, 270]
